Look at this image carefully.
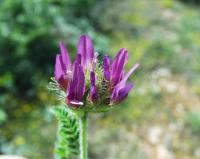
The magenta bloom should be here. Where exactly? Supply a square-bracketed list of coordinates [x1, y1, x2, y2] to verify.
[54, 41, 72, 90]
[110, 63, 139, 104]
[103, 50, 139, 104]
[54, 34, 139, 109]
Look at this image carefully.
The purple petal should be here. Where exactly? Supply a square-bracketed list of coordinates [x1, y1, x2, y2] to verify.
[90, 71, 96, 86]
[111, 48, 128, 72]
[89, 71, 98, 102]
[90, 86, 98, 102]
[66, 62, 85, 107]
[111, 48, 128, 86]
[110, 63, 139, 104]
[74, 54, 82, 65]
[73, 63, 85, 100]
[59, 41, 71, 71]
[54, 54, 64, 81]
[72, 54, 81, 76]
[121, 63, 140, 84]
[111, 83, 133, 104]
[77, 35, 94, 69]
[77, 66, 85, 99]
[103, 55, 111, 81]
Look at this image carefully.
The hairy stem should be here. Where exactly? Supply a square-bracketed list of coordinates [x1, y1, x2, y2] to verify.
[79, 112, 88, 159]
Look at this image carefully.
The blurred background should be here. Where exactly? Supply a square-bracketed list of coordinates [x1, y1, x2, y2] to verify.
[0, 0, 200, 159]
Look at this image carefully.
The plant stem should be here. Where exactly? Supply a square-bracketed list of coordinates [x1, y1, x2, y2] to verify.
[79, 112, 88, 159]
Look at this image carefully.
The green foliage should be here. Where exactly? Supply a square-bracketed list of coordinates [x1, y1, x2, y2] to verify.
[0, 109, 7, 124]
[47, 77, 66, 101]
[178, 0, 200, 5]
[186, 111, 200, 134]
[53, 106, 79, 159]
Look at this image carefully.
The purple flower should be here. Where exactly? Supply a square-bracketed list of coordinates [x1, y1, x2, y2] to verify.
[110, 64, 140, 104]
[53, 34, 139, 109]
[54, 41, 72, 90]
[102, 48, 139, 104]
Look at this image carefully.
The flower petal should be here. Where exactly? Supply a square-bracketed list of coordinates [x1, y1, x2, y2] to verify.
[66, 62, 85, 107]
[90, 71, 96, 86]
[110, 63, 139, 104]
[111, 83, 133, 104]
[103, 55, 111, 81]
[59, 41, 71, 71]
[74, 54, 82, 65]
[121, 63, 140, 84]
[89, 71, 98, 102]
[54, 54, 64, 81]
[111, 48, 128, 72]
[111, 48, 128, 86]
[77, 35, 94, 69]
[90, 86, 98, 102]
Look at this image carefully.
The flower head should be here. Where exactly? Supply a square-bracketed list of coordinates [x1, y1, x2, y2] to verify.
[52, 34, 139, 112]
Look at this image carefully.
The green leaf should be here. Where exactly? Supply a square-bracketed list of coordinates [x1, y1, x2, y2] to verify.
[52, 106, 79, 159]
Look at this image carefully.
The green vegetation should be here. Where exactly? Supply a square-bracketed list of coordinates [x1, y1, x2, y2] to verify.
[0, 0, 200, 159]
[186, 111, 200, 134]
[53, 106, 79, 159]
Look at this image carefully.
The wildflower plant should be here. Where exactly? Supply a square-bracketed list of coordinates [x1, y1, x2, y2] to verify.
[48, 35, 139, 159]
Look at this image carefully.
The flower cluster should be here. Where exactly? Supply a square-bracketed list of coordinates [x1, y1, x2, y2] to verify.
[54, 35, 139, 111]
